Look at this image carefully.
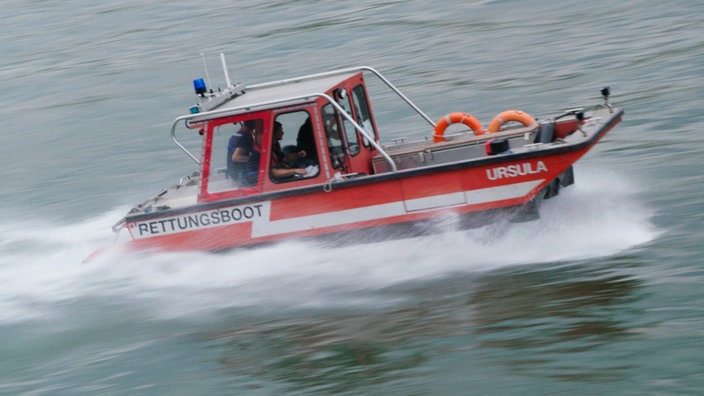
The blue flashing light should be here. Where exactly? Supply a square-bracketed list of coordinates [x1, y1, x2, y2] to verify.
[190, 106, 200, 114]
[193, 78, 207, 96]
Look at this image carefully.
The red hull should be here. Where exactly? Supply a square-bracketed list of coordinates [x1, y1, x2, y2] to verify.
[124, 148, 591, 251]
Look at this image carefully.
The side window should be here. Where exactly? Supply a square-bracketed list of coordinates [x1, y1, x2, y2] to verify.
[270, 111, 320, 183]
[334, 89, 361, 156]
[322, 103, 345, 169]
[352, 84, 376, 147]
[208, 117, 264, 193]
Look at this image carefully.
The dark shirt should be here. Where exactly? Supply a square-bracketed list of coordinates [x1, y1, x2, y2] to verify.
[296, 117, 317, 161]
[227, 128, 254, 180]
[273, 141, 282, 160]
[242, 148, 261, 186]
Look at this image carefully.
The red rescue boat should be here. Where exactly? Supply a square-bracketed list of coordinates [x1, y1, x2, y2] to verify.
[109, 56, 623, 253]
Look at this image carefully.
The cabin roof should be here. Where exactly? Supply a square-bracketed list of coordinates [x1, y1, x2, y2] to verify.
[206, 71, 358, 116]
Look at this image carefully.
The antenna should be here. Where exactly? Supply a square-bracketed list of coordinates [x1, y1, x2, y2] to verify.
[220, 52, 233, 88]
[191, 52, 247, 113]
[200, 52, 213, 91]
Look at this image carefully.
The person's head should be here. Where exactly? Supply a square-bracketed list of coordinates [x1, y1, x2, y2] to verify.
[243, 119, 257, 131]
[274, 121, 284, 141]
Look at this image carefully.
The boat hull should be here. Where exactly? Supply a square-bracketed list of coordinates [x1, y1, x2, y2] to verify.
[122, 145, 594, 252]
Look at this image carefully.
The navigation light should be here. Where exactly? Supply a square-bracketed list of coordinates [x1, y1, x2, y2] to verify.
[193, 78, 207, 96]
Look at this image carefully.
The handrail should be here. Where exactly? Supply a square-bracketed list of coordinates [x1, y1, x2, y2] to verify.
[248, 66, 437, 127]
[171, 92, 397, 171]
[321, 93, 397, 172]
[171, 115, 202, 164]
[358, 66, 437, 127]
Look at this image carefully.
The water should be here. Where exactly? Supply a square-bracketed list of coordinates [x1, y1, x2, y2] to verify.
[1, 0, 703, 394]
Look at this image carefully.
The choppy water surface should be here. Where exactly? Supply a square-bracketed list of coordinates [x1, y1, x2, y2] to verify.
[1, 0, 703, 394]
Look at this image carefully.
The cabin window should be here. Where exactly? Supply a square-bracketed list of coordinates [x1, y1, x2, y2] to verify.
[351, 84, 376, 147]
[322, 103, 345, 169]
[321, 89, 364, 170]
[207, 117, 265, 193]
[269, 111, 320, 183]
[334, 89, 361, 157]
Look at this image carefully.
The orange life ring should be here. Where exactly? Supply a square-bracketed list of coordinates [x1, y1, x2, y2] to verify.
[487, 110, 536, 132]
[433, 112, 485, 143]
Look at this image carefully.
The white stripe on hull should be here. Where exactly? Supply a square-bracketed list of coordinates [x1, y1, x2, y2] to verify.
[256, 179, 544, 237]
[131, 179, 545, 240]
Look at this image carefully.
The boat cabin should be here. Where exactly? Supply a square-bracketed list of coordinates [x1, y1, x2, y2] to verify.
[181, 70, 382, 203]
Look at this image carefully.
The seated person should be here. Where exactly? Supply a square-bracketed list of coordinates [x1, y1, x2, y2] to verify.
[272, 121, 284, 161]
[240, 128, 264, 186]
[271, 145, 316, 181]
[227, 120, 257, 181]
[296, 117, 318, 161]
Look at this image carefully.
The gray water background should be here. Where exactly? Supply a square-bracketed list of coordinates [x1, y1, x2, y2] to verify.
[1, 0, 703, 394]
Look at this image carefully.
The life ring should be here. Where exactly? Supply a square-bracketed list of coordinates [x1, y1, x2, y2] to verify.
[433, 112, 485, 143]
[487, 110, 536, 133]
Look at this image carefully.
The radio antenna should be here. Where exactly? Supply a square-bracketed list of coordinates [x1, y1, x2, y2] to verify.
[220, 52, 233, 88]
[200, 53, 213, 91]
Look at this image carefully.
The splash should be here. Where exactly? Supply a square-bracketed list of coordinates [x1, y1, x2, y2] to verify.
[0, 165, 659, 324]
